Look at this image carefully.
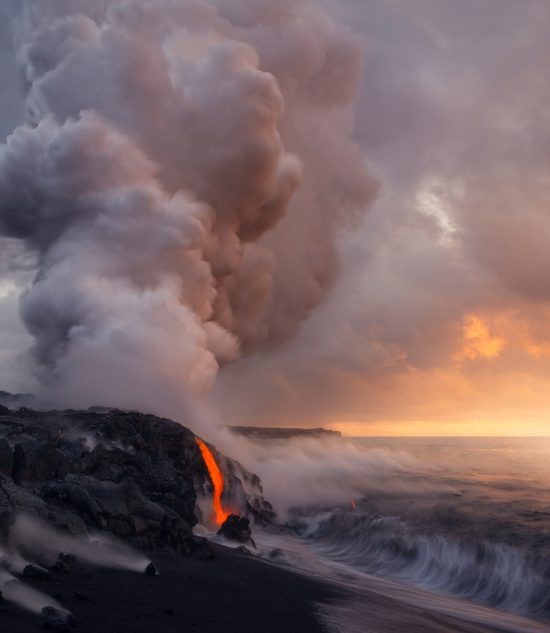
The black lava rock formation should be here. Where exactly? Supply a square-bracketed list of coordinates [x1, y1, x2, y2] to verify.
[0, 403, 274, 553]
[217, 514, 256, 548]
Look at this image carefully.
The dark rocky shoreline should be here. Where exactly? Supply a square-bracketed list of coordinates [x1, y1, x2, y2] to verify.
[0, 402, 542, 633]
[0, 405, 273, 554]
[0, 402, 294, 631]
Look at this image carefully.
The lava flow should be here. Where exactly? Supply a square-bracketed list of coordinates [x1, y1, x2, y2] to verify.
[195, 437, 230, 525]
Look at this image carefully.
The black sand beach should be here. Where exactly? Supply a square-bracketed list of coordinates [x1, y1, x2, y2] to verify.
[1, 544, 335, 633]
[4, 541, 541, 633]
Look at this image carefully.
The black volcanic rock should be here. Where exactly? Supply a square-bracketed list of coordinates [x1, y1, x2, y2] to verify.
[13, 440, 70, 484]
[23, 563, 50, 580]
[0, 439, 13, 477]
[41, 605, 75, 630]
[0, 404, 274, 553]
[217, 514, 256, 547]
[51, 560, 68, 573]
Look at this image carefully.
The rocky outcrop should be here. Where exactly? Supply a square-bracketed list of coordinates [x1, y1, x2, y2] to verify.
[217, 514, 256, 547]
[0, 405, 273, 553]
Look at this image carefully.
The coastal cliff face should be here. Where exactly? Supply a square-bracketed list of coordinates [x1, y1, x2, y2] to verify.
[0, 404, 273, 552]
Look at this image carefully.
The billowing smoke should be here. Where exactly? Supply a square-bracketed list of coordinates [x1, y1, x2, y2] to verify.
[0, 0, 376, 415]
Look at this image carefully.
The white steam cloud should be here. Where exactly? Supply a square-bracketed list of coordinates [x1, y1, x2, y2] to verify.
[218, 434, 456, 519]
[0, 567, 66, 615]
[0, 514, 150, 617]
[0, 0, 375, 417]
[7, 514, 152, 573]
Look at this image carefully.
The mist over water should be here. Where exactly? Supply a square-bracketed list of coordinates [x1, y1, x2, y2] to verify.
[240, 436, 550, 626]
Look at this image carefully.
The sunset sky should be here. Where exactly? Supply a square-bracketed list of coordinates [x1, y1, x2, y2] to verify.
[1, 0, 549, 436]
[213, 0, 550, 436]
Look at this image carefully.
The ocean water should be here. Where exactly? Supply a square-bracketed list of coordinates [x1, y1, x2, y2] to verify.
[289, 437, 550, 626]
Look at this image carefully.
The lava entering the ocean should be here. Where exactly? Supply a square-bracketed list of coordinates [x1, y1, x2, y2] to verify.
[195, 437, 230, 526]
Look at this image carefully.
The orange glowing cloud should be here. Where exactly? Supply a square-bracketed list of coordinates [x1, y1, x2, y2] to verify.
[458, 314, 505, 360]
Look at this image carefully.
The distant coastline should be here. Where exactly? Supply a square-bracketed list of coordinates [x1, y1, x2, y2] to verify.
[229, 426, 342, 440]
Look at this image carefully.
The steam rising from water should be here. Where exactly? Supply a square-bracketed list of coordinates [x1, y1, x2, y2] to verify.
[0, 0, 375, 417]
[251, 437, 550, 628]
[218, 434, 455, 519]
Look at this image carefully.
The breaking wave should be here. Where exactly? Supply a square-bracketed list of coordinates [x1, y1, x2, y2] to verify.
[296, 507, 550, 619]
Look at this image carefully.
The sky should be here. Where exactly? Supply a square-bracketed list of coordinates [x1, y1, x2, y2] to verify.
[0, 1, 549, 436]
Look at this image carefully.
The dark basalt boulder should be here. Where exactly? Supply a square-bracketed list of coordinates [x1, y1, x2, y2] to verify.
[23, 563, 50, 580]
[217, 514, 256, 548]
[41, 605, 76, 630]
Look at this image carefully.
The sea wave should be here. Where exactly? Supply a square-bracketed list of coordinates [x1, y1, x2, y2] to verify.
[295, 507, 550, 618]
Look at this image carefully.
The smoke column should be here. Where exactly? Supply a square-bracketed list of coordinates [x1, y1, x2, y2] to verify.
[0, 0, 376, 417]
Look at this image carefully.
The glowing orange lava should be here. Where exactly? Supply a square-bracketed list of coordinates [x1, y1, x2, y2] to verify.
[195, 437, 230, 526]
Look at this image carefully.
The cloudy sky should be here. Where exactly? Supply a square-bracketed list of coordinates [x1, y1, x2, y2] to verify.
[1, 1, 549, 435]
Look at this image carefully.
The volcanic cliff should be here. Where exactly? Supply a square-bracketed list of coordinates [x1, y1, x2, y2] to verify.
[0, 402, 274, 553]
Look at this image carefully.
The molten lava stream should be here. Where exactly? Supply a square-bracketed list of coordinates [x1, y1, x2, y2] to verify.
[195, 437, 230, 526]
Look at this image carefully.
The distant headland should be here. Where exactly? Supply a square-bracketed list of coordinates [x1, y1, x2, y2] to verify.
[229, 426, 341, 440]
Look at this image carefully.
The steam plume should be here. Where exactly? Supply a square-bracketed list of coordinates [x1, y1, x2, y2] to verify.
[0, 0, 376, 415]
[8, 514, 151, 573]
[0, 514, 150, 618]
